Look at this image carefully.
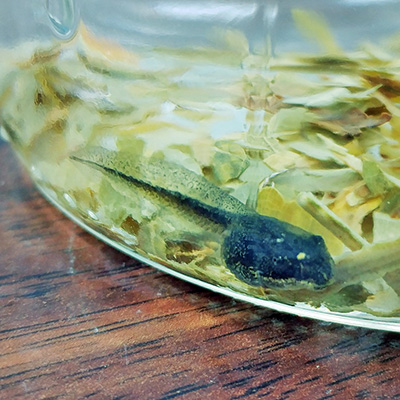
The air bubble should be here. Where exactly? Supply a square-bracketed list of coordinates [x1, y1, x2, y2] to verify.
[45, 0, 79, 40]
[63, 193, 76, 208]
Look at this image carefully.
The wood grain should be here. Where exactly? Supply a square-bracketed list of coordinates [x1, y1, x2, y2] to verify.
[1, 139, 400, 400]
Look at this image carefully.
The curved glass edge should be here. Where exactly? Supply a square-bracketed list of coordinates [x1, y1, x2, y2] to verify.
[36, 183, 400, 333]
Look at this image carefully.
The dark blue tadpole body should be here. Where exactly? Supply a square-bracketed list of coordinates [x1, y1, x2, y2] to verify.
[222, 213, 333, 288]
[71, 148, 334, 289]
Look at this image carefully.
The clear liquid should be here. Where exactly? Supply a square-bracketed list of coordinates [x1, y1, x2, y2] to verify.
[3, 18, 400, 323]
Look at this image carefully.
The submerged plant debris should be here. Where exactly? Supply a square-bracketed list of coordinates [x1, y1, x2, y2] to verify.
[2, 11, 400, 317]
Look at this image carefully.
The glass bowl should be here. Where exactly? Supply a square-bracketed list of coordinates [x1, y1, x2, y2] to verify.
[2, 0, 400, 332]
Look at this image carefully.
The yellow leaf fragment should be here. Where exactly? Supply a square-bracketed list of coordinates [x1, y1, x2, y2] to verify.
[361, 279, 400, 314]
[264, 150, 312, 171]
[292, 9, 342, 54]
[257, 186, 344, 256]
[79, 23, 139, 64]
[330, 185, 381, 234]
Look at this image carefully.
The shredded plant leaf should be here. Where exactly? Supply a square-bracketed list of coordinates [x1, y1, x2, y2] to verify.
[2, 12, 400, 318]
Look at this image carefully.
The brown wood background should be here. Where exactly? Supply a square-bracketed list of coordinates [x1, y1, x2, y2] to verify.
[1, 138, 400, 399]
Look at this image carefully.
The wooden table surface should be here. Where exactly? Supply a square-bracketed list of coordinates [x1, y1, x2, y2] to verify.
[1, 138, 400, 400]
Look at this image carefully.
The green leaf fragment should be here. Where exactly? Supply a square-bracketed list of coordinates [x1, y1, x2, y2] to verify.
[298, 192, 369, 251]
[289, 138, 344, 165]
[211, 150, 249, 184]
[268, 168, 360, 197]
[217, 29, 249, 57]
[362, 159, 393, 195]
[373, 212, 400, 243]
[284, 87, 352, 108]
[284, 86, 380, 109]
[269, 73, 319, 98]
[334, 237, 400, 285]
[267, 107, 314, 137]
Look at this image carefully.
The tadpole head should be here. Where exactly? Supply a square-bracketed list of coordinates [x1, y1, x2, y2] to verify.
[222, 215, 334, 289]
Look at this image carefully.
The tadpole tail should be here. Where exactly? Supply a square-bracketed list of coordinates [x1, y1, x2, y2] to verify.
[72, 147, 250, 209]
[70, 149, 235, 229]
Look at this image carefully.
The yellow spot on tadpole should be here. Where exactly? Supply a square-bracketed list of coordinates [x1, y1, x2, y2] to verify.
[297, 252, 306, 260]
